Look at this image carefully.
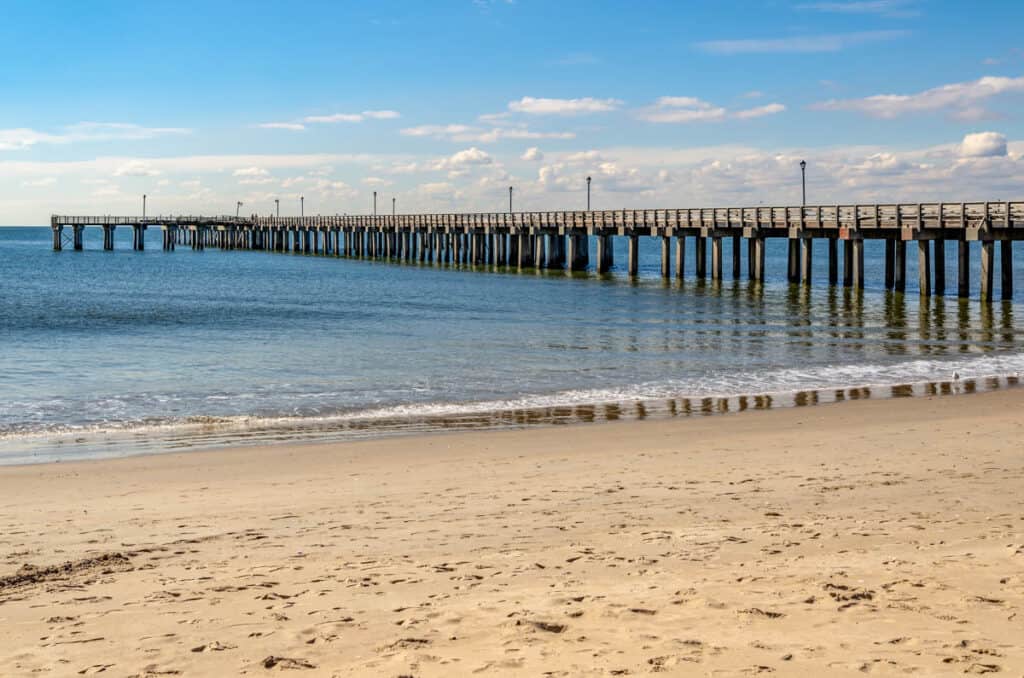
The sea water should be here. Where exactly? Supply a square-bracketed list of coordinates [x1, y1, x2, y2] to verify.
[1, 225, 1021, 464]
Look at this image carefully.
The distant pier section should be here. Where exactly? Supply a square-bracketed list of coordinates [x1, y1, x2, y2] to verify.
[52, 201, 1023, 301]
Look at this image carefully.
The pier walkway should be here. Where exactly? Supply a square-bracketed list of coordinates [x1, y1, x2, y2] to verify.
[51, 201, 1024, 301]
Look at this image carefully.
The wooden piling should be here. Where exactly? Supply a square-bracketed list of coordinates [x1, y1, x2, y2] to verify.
[1001, 240, 1013, 300]
[918, 239, 931, 296]
[732, 234, 741, 279]
[981, 240, 995, 302]
[894, 240, 907, 293]
[828, 238, 838, 285]
[628, 234, 639, 277]
[933, 240, 945, 295]
[711, 236, 723, 280]
[800, 237, 813, 285]
[674, 235, 686, 280]
[660, 236, 671, 278]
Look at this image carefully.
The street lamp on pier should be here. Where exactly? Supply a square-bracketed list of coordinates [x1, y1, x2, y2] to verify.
[392, 196, 396, 216]
[373, 191, 377, 216]
[586, 176, 591, 210]
[142, 194, 147, 218]
[800, 160, 807, 206]
[236, 201, 243, 217]
[509, 186, 513, 213]
[300, 196, 304, 217]
[274, 198, 279, 218]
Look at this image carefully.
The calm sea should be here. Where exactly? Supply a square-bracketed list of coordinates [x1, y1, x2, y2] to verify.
[1, 225, 1021, 464]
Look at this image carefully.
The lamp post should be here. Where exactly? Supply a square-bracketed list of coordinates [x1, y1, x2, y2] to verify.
[509, 186, 513, 213]
[300, 196, 304, 217]
[586, 176, 591, 210]
[274, 198, 279, 218]
[392, 196, 396, 216]
[800, 160, 806, 206]
[142, 194, 147, 218]
[373, 191, 377, 216]
[236, 201, 243, 217]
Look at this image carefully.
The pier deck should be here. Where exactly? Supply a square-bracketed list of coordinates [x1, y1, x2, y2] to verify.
[51, 201, 1024, 301]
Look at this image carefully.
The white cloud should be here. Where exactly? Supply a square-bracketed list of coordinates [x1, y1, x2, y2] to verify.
[637, 97, 785, 123]
[302, 110, 400, 124]
[21, 177, 56, 187]
[507, 96, 622, 115]
[521, 147, 543, 161]
[400, 123, 574, 143]
[960, 132, 1007, 158]
[796, 0, 920, 17]
[233, 167, 270, 177]
[362, 176, 393, 187]
[113, 160, 161, 177]
[696, 30, 907, 54]
[432, 147, 493, 170]
[0, 122, 189, 151]
[813, 75, 1024, 120]
[257, 122, 306, 131]
[733, 103, 787, 119]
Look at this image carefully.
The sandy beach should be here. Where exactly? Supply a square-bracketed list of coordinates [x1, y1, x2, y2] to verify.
[1, 389, 1022, 677]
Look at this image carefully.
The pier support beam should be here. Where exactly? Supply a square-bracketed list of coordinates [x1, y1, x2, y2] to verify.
[695, 236, 706, 279]
[828, 238, 838, 285]
[132, 224, 146, 251]
[102, 225, 116, 251]
[800, 237, 813, 285]
[732, 235, 742, 279]
[981, 240, 995, 303]
[711, 236, 723, 280]
[73, 225, 84, 251]
[674, 235, 686, 280]
[893, 240, 907, 293]
[884, 240, 895, 289]
[752, 237, 765, 281]
[627, 234, 639, 277]
[1001, 241, 1013, 301]
[918, 239, 931, 296]
[958, 240, 970, 298]
[934, 240, 946, 295]
[787, 239, 801, 283]
[596, 235, 612, 273]
[660, 236, 671, 278]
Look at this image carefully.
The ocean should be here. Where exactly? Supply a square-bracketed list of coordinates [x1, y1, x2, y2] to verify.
[1, 225, 1021, 464]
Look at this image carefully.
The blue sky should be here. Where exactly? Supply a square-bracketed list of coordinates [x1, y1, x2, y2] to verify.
[2, 0, 1023, 223]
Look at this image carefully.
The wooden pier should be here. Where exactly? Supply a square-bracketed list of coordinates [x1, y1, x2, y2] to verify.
[51, 201, 1024, 301]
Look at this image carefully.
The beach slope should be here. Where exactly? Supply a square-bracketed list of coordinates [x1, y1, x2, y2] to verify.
[1, 390, 1022, 676]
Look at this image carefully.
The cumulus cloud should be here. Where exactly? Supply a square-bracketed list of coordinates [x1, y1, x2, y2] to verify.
[21, 176, 56, 187]
[508, 96, 622, 115]
[696, 30, 907, 55]
[637, 97, 785, 123]
[960, 132, 1007, 158]
[431, 147, 493, 170]
[521, 147, 543, 161]
[813, 75, 1024, 120]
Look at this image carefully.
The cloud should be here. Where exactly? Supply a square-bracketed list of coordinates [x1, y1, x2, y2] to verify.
[21, 177, 56, 187]
[113, 160, 161, 177]
[0, 122, 190, 151]
[302, 110, 400, 124]
[960, 132, 1007, 158]
[521, 147, 543, 161]
[399, 123, 574, 143]
[696, 30, 907, 54]
[362, 176, 393, 187]
[431, 147, 493, 170]
[813, 75, 1024, 120]
[257, 122, 306, 131]
[733, 103, 787, 119]
[508, 96, 622, 115]
[233, 167, 270, 177]
[795, 0, 920, 17]
[637, 97, 785, 123]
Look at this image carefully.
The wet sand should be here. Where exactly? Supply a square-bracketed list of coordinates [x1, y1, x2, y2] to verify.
[1, 389, 1022, 676]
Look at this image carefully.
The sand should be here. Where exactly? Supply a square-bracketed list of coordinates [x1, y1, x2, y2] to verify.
[1, 389, 1023, 677]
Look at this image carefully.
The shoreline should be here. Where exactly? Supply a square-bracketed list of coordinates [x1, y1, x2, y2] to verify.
[3, 368, 1022, 467]
[2, 389, 1023, 675]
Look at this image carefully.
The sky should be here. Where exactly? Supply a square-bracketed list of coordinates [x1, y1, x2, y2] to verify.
[1, 0, 1023, 224]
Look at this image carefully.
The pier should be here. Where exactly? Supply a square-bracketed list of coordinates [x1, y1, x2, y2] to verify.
[51, 201, 1023, 301]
